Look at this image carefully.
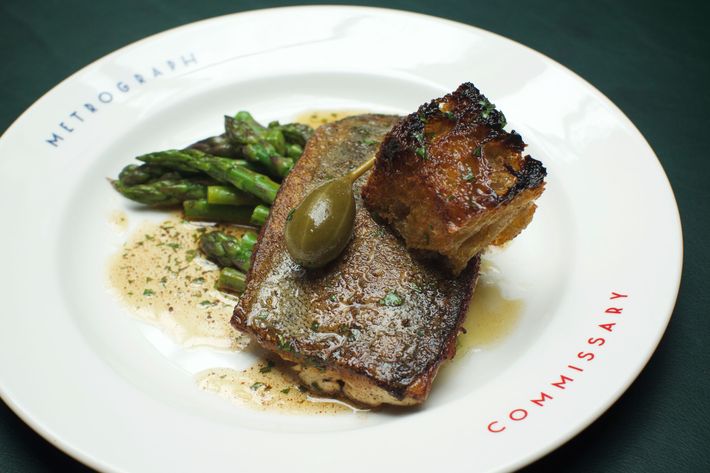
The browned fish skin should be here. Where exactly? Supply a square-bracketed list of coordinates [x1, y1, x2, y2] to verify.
[361, 83, 546, 275]
[232, 115, 480, 406]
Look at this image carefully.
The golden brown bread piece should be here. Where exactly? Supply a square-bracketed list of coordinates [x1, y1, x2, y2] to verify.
[232, 115, 480, 406]
[361, 82, 546, 274]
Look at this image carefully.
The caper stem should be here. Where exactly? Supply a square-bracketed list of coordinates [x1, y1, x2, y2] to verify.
[346, 156, 376, 183]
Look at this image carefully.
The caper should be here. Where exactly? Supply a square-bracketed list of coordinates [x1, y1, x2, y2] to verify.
[284, 177, 355, 268]
[285, 156, 375, 268]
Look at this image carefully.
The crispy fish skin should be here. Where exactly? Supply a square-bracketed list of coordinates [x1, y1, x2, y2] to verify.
[361, 83, 546, 275]
[232, 115, 479, 406]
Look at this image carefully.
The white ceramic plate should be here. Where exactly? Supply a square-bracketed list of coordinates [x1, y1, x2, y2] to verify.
[0, 6, 682, 473]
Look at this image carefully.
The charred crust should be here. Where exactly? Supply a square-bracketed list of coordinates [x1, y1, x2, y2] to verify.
[502, 156, 547, 202]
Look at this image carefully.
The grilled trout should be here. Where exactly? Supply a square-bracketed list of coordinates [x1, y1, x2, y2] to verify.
[232, 114, 480, 406]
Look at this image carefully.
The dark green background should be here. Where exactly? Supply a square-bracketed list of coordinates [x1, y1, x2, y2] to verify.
[1, 0, 708, 471]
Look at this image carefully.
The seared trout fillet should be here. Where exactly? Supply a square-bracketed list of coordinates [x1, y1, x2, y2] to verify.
[232, 115, 479, 406]
[362, 83, 546, 275]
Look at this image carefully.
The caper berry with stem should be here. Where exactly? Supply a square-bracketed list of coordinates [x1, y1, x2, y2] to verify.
[284, 157, 375, 268]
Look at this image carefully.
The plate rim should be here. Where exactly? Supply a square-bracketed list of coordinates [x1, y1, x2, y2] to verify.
[0, 5, 684, 473]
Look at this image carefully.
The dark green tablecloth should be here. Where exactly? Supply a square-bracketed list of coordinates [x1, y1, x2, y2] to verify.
[1, 0, 708, 471]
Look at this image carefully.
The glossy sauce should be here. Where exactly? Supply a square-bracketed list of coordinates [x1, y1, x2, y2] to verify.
[196, 360, 361, 414]
[455, 265, 523, 358]
[294, 110, 368, 128]
[108, 217, 250, 350]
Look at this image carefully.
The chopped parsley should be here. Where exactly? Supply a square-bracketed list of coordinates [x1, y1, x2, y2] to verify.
[443, 111, 455, 120]
[329, 295, 337, 303]
[250, 382, 265, 391]
[259, 360, 275, 373]
[277, 334, 294, 352]
[280, 388, 291, 394]
[371, 227, 386, 238]
[463, 169, 474, 181]
[473, 146, 482, 157]
[142, 288, 155, 297]
[379, 291, 404, 307]
[478, 98, 496, 119]
[416, 146, 428, 160]
[286, 209, 296, 221]
[311, 321, 321, 331]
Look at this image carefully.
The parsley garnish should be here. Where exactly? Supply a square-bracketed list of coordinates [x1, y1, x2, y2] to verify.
[259, 360, 274, 373]
[286, 209, 295, 221]
[250, 382, 265, 391]
[142, 288, 155, 296]
[379, 291, 404, 307]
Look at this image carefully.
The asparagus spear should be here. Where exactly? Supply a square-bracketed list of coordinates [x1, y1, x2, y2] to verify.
[111, 178, 207, 206]
[118, 164, 177, 186]
[138, 149, 280, 203]
[277, 122, 314, 147]
[207, 185, 260, 206]
[217, 267, 247, 294]
[250, 204, 270, 226]
[242, 142, 293, 178]
[183, 199, 253, 224]
[225, 113, 294, 178]
[186, 133, 239, 158]
[199, 230, 258, 271]
[285, 143, 303, 159]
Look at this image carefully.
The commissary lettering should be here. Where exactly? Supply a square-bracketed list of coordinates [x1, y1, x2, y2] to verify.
[486, 291, 628, 433]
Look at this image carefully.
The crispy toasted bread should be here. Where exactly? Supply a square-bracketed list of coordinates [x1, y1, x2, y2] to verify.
[361, 83, 546, 274]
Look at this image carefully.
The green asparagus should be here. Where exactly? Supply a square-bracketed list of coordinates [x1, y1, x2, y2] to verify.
[138, 149, 280, 203]
[111, 178, 207, 206]
[118, 164, 176, 186]
[183, 199, 253, 224]
[199, 230, 257, 271]
[242, 142, 294, 178]
[285, 143, 303, 159]
[186, 133, 239, 158]
[250, 204, 270, 226]
[216, 267, 247, 294]
[277, 122, 314, 147]
[225, 113, 294, 178]
[207, 185, 260, 206]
